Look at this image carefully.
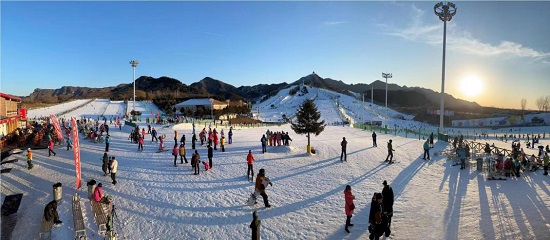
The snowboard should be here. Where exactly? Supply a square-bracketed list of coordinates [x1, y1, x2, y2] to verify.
[247, 191, 258, 206]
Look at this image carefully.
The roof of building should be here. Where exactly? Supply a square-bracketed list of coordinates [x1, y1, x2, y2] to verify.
[1, 93, 22, 102]
[175, 98, 227, 106]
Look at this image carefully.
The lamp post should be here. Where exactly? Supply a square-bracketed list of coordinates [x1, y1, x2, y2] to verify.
[129, 60, 139, 114]
[382, 72, 392, 129]
[434, 2, 457, 134]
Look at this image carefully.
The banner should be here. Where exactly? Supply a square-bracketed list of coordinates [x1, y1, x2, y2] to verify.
[49, 114, 64, 140]
[71, 117, 82, 189]
[19, 109, 27, 120]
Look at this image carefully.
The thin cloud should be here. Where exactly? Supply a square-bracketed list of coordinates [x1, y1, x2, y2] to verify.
[382, 4, 550, 61]
[323, 21, 347, 26]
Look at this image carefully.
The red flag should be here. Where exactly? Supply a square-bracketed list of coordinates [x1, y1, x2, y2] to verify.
[71, 117, 82, 189]
[49, 114, 64, 140]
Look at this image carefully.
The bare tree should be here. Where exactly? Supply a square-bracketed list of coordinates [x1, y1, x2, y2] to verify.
[521, 98, 527, 112]
[536, 97, 545, 111]
[545, 96, 550, 112]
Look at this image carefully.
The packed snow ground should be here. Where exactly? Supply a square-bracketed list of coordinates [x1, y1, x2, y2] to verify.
[2, 101, 550, 239]
[27, 99, 91, 119]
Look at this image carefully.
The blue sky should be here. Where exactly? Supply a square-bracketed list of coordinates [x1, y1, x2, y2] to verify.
[2, 1, 549, 110]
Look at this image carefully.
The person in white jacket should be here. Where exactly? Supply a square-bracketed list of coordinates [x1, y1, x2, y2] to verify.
[110, 157, 118, 185]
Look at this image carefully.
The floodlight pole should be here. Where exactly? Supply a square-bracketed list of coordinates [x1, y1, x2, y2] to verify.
[129, 60, 139, 114]
[434, 1, 457, 134]
[382, 72, 392, 129]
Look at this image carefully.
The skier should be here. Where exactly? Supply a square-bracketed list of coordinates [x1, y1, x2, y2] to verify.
[247, 150, 255, 181]
[208, 144, 214, 169]
[43, 200, 63, 226]
[385, 140, 395, 163]
[250, 211, 261, 240]
[179, 144, 188, 164]
[261, 135, 267, 154]
[344, 185, 355, 233]
[48, 139, 56, 157]
[382, 180, 394, 234]
[110, 157, 118, 185]
[372, 131, 377, 147]
[172, 144, 179, 167]
[341, 137, 347, 162]
[255, 169, 272, 208]
[422, 139, 430, 160]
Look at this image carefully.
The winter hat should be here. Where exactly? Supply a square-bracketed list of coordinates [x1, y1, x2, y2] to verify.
[28, 148, 31, 151]
[345, 185, 351, 191]
[253, 211, 258, 219]
[375, 192, 383, 200]
[383, 180, 387, 186]
[98, 183, 103, 187]
[259, 169, 265, 175]
[389, 139, 392, 142]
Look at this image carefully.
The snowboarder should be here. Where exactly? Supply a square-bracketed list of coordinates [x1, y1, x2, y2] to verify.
[172, 144, 179, 167]
[179, 144, 188, 164]
[344, 185, 355, 233]
[43, 200, 62, 226]
[247, 150, 255, 181]
[385, 140, 395, 163]
[382, 180, 394, 233]
[255, 169, 272, 208]
[250, 211, 261, 240]
[372, 131, 377, 147]
[110, 157, 118, 185]
[341, 137, 347, 162]
[208, 144, 214, 169]
[423, 139, 430, 160]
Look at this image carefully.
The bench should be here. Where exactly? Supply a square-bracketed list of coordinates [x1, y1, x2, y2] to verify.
[90, 200, 109, 235]
[72, 193, 87, 239]
[39, 217, 54, 240]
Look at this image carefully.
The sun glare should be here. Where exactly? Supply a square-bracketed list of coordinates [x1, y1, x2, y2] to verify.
[460, 75, 484, 98]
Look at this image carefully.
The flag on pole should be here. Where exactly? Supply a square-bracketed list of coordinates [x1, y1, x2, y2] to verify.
[49, 114, 64, 140]
[71, 117, 82, 189]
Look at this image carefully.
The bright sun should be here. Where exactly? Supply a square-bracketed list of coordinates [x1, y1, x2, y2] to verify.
[460, 75, 484, 97]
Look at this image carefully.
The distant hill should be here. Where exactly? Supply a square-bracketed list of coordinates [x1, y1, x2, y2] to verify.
[21, 73, 484, 123]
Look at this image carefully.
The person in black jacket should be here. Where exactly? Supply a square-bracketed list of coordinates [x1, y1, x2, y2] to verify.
[250, 211, 261, 240]
[341, 137, 347, 162]
[382, 180, 394, 232]
[102, 152, 109, 176]
[207, 145, 214, 169]
[368, 193, 388, 240]
[191, 133, 197, 150]
[44, 200, 62, 225]
[372, 131, 377, 147]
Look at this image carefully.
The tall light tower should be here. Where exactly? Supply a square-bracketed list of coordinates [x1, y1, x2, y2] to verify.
[434, 2, 457, 133]
[129, 60, 139, 114]
[382, 72, 392, 128]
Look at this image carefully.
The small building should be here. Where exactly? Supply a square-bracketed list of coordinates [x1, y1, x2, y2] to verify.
[0, 93, 23, 137]
[173, 98, 228, 116]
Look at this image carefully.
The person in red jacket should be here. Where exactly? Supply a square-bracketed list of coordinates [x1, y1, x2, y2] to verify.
[48, 139, 56, 157]
[344, 185, 355, 233]
[247, 150, 255, 181]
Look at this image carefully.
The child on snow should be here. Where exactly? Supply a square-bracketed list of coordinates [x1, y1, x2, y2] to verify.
[202, 161, 210, 171]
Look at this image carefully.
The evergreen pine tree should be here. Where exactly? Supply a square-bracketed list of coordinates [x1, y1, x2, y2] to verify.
[291, 99, 325, 153]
